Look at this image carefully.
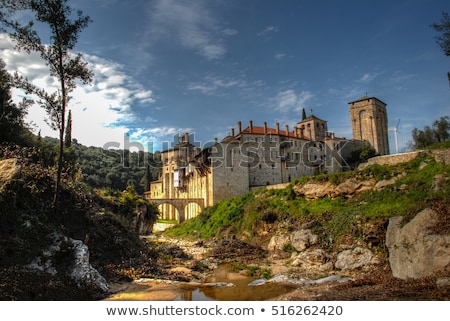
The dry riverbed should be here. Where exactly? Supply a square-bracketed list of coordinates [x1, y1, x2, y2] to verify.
[105, 235, 450, 301]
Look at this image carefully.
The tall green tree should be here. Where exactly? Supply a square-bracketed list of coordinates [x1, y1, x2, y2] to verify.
[141, 164, 152, 193]
[346, 144, 378, 168]
[64, 109, 72, 148]
[0, 0, 94, 207]
[0, 58, 32, 145]
[431, 12, 450, 82]
[432, 116, 450, 143]
[409, 116, 450, 149]
[411, 126, 435, 149]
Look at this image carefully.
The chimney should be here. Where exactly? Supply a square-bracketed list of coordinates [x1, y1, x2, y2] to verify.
[184, 132, 189, 143]
[264, 121, 267, 134]
[294, 126, 298, 138]
[249, 120, 253, 133]
[285, 124, 289, 136]
[231, 128, 235, 137]
[238, 121, 242, 134]
[276, 122, 280, 134]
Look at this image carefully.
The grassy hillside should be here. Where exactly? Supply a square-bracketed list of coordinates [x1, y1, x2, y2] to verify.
[165, 150, 450, 252]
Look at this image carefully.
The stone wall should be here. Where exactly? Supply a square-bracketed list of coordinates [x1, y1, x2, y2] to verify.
[429, 149, 450, 165]
[212, 148, 249, 202]
[358, 148, 450, 169]
[358, 151, 422, 169]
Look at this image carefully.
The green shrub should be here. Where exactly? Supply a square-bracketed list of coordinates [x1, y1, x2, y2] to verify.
[282, 243, 297, 253]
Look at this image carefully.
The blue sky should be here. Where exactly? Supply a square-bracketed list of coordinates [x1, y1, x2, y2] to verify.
[1, 0, 449, 153]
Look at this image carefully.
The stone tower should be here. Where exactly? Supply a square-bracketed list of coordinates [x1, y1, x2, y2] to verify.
[349, 96, 389, 155]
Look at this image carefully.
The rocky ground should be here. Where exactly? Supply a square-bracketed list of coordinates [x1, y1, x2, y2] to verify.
[121, 234, 449, 301]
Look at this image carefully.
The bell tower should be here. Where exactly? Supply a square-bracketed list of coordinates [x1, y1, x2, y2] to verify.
[349, 96, 389, 155]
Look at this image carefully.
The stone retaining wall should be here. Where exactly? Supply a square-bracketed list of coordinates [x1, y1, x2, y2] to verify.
[358, 151, 422, 169]
[358, 148, 449, 169]
[250, 182, 290, 192]
[429, 149, 450, 165]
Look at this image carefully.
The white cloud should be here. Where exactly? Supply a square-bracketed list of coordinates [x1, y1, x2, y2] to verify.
[148, 0, 226, 60]
[187, 82, 217, 95]
[358, 71, 384, 83]
[275, 89, 314, 113]
[276, 90, 297, 110]
[223, 28, 238, 36]
[257, 25, 279, 37]
[187, 75, 247, 95]
[128, 126, 194, 152]
[0, 33, 156, 148]
[186, 74, 267, 101]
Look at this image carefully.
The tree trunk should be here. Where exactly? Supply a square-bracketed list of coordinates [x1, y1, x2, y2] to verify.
[53, 45, 66, 209]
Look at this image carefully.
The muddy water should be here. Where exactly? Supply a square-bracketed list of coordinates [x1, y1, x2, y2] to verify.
[106, 264, 296, 301]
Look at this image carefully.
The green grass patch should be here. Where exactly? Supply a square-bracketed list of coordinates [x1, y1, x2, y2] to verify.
[231, 263, 273, 279]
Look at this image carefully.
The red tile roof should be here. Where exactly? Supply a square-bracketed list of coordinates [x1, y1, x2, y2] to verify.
[239, 125, 299, 138]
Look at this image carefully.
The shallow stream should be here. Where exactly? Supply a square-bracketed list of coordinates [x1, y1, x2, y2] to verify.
[106, 264, 297, 301]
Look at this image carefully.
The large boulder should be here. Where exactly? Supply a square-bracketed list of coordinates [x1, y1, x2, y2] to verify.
[25, 232, 108, 292]
[70, 239, 109, 292]
[334, 246, 379, 271]
[293, 176, 400, 200]
[386, 208, 450, 279]
[291, 249, 333, 271]
[290, 229, 319, 251]
[293, 181, 335, 200]
[0, 158, 20, 189]
[267, 234, 291, 251]
[267, 229, 318, 252]
[331, 178, 375, 198]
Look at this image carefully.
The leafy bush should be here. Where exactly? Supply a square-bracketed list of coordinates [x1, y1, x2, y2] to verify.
[347, 145, 378, 167]
[282, 243, 297, 253]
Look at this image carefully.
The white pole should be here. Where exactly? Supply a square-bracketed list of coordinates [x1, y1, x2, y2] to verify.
[394, 128, 399, 154]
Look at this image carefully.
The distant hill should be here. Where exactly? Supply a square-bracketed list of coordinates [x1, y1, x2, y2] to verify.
[39, 136, 162, 194]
